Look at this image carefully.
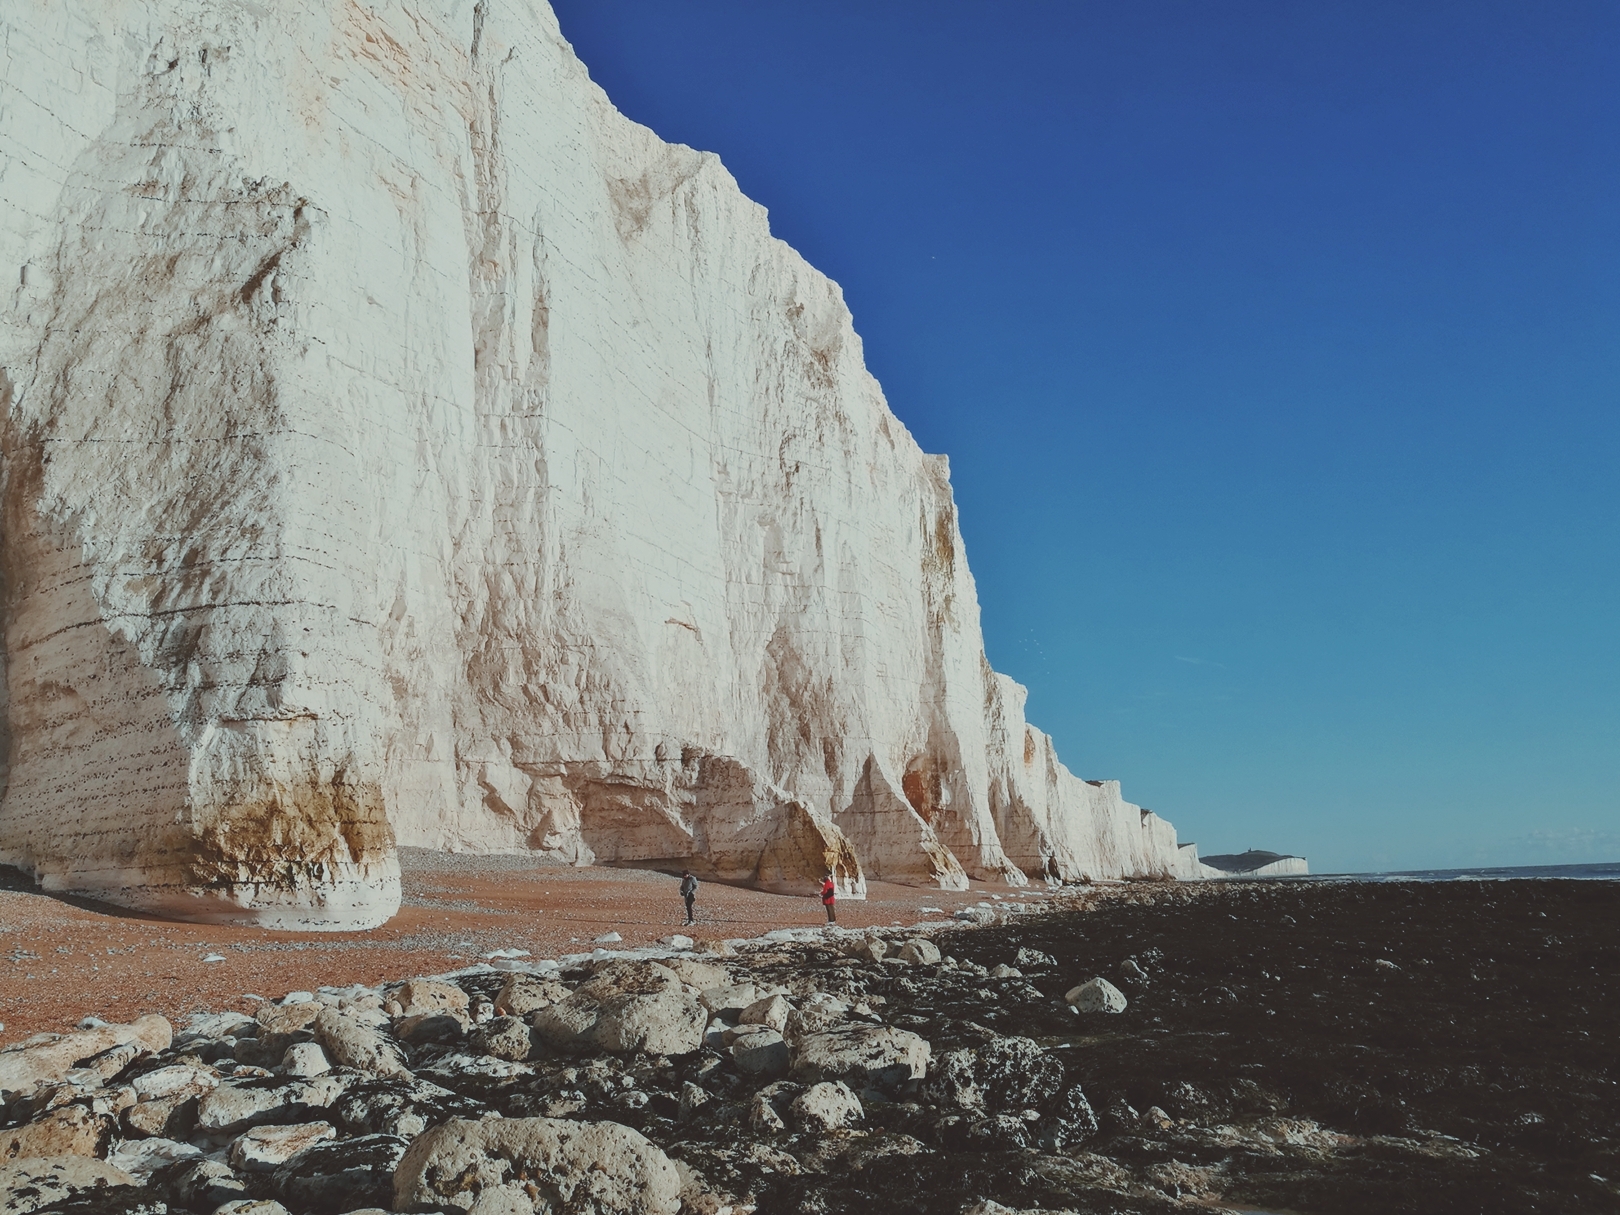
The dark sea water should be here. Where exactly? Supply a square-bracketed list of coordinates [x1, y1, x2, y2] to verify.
[1329, 860, 1620, 882]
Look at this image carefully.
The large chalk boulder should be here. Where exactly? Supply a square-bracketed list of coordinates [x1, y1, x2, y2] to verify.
[790, 1026, 931, 1090]
[0, 1157, 136, 1215]
[531, 962, 705, 1056]
[393, 1117, 680, 1215]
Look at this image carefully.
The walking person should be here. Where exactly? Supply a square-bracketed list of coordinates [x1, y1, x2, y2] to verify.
[820, 871, 837, 923]
[680, 870, 698, 926]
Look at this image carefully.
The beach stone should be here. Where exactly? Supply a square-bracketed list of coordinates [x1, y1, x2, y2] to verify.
[269, 1133, 407, 1213]
[747, 1092, 787, 1133]
[898, 938, 941, 965]
[677, 1082, 709, 1122]
[701, 1018, 728, 1050]
[69, 1042, 144, 1085]
[0, 1157, 136, 1215]
[130, 1064, 219, 1102]
[179, 1012, 257, 1043]
[395, 1012, 467, 1046]
[255, 1001, 321, 1038]
[196, 1074, 348, 1133]
[394, 980, 470, 1019]
[123, 1089, 206, 1139]
[927, 1049, 984, 1110]
[1014, 949, 1057, 970]
[698, 984, 762, 1019]
[954, 907, 996, 926]
[1119, 959, 1149, 982]
[331, 1076, 485, 1137]
[936, 1112, 1032, 1152]
[783, 996, 848, 1042]
[169, 1158, 249, 1209]
[494, 976, 572, 1017]
[227, 1120, 337, 1172]
[730, 1029, 789, 1077]
[0, 1016, 172, 1099]
[1047, 1085, 1100, 1147]
[1065, 978, 1127, 1014]
[393, 1116, 681, 1215]
[746, 1081, 801, 1134]
[659, 934, 695, 950]
[961, 1202, 1080, 1215]
[214, 1202, 292, 1215]
[738, 994, 792, 1033]
[989, 964, 1022, 980]
[532, 961, 706, 1056]
[841, 936, 888, 963]
[790, 1081, 863, 1132]
[279, 1043, 331, 1078]
[976, 1037, 1064, 1110]
[0, 1104, 111, 1158]
[659, 959, 731, 990]
[105, 1136, 200, 1181]
[790, 1026, 931, 1089]
[470, 1016, 534, 1062]
[720, 1023, 770, 1047]
[313, 1009, 410, 1078]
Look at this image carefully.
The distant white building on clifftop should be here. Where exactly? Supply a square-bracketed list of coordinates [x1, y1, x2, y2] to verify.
[1198, 850, 1310, 878]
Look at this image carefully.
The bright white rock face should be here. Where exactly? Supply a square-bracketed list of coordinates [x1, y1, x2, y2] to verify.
[0, 0, 1202, 929]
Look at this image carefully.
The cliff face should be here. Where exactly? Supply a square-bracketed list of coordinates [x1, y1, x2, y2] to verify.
[0, 0, 1202, 928]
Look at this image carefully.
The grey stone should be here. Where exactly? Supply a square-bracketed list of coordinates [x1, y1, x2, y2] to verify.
[532, 961, 706, 1056]
[270, 1133, 408, 1213]
[790, 1025, 930, 1090]
[897, 939, 941, 966]
[392, 980, 470, 1019]
[196, 1074, 348, 1133]
[469, 1016, 533, 1062]
[227, 1120, 337, 1172]
[0, 1157, 135, 1215]
[278, 1043, 330, 1078]
[790, 1081, 863, 1132]
[738, 994, 792, 1033]
[677, 1082, 709, 1122]
[393, 1116, 681, 1214]
[313, 1009, 410, 1079]
[1064, 978, 1127, 1014]
[730, 1029, 789, 1076]
[169, 1159, 250, 1211]
[493, 976, 572, 1017]
[976, 1037, 1064, 1110]
[331, 1076, 485, 1137]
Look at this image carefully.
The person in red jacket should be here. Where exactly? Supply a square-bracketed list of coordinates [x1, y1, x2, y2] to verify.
[820, 872, 837, 923]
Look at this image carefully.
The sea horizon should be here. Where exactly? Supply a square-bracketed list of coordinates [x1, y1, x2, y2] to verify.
[1305, 860, 1620, 882]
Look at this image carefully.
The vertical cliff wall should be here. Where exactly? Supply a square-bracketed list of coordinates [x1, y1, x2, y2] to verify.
[0, 0, 1201, 928]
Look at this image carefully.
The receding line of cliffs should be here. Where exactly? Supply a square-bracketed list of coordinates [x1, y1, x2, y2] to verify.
[0, 0, 1206, 927]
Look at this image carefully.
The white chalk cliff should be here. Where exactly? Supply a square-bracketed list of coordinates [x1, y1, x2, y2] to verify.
[0, 0, 1205, 928]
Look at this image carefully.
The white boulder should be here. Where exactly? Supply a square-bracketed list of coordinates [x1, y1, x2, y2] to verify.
[790, 1081, 864, 1132]
[393, 1117, 681, 1215]
[532, 961, 706, 1056]
[1065, 978, 1128, 1014]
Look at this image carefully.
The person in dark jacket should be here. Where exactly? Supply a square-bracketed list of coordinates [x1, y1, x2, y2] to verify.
[680, 870, 698, 925]
[820, 872, 837, 923]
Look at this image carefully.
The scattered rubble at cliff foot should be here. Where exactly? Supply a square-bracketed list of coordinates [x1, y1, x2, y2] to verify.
[0, 879, 1614, 1215]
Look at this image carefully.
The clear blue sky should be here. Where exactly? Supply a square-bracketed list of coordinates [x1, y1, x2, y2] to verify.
[549, 1, 1620, 874]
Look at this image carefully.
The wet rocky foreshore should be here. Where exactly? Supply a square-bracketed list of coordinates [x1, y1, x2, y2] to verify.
[2, 878, 1615, 1215]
